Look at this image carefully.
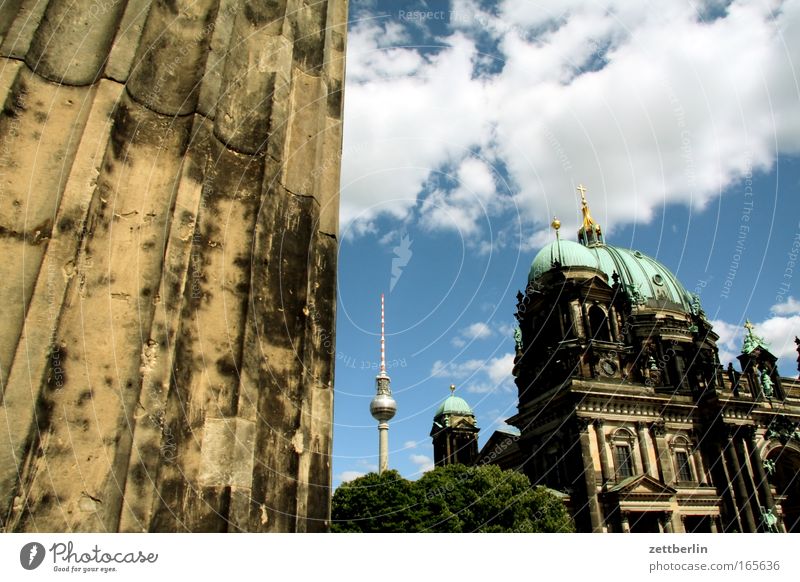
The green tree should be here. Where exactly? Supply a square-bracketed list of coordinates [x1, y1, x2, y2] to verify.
[331, 470, 417, 532]
[331, 464, 574, 533]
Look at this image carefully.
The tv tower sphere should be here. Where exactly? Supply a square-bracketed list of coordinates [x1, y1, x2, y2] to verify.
[370, 389, 397, 422]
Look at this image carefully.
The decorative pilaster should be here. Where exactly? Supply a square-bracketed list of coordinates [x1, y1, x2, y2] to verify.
[594, 419, 612, 485]
[577, 417, 604, 532]
[636, 422, 652, 477]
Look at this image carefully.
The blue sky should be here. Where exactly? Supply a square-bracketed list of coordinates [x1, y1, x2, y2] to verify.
[331, 0, 800, 486]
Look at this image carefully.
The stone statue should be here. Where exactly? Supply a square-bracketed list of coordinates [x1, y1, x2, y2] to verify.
[742, 319, 769, 354]
[514, 326, 523, 353]
[690, 293, 702, 316]
[795, 336, 800, 376]
[761, 507, 779, 533]
[727, 363, 740, 397]
[763, 458, 776, 476]
[760, 368, 774, 399]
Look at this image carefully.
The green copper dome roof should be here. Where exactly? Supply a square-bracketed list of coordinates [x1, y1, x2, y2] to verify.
[529, 240, 597, 281]
[434, 394, 475, 417]
[529, 240, 693, 313]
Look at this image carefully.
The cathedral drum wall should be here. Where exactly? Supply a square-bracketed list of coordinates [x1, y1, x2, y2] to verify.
[0, 0, 347, 532]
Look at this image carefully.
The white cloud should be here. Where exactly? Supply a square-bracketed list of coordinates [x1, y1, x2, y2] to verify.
[420, 157, 505, 235]
[711, 318, 743, 367]
[409, 453, 434, 473]
[431, 352, 516, 393]
[465, 321, 493, 339]
[449, 320, 502, 347]
[755, 314, 800, 363]
[340, 27, 491, 232]
[772, 296, 800, 315]
[339, 470, 365, 483]
[403, 440, 418, 449]
[341, 0, 800, 246]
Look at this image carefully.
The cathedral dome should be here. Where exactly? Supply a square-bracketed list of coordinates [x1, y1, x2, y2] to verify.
[434, 386, 475, 418]
[529, 240, 694, 313]
[529, 239, 597, 281]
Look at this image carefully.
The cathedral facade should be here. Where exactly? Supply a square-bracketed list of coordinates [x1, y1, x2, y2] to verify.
[477, 190, 800, 533]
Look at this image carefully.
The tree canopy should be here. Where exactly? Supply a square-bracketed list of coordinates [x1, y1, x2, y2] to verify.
[331, 464, 575, 533]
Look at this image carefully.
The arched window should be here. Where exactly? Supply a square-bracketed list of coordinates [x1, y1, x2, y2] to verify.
[611, 428, 636, 480]
[670, 435, 695, 483]
[588, 304, 610, 342]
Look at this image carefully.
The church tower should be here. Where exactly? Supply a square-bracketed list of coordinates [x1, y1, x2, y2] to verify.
[431, 385, 479, 467]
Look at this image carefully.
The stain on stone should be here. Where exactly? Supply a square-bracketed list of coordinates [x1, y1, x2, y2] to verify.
[141, 287, 152, 298]
[34, 111, 47, 123]
[110, 102, 134, 160]
[130, 462, 148, 487]
[243, 0, 285, 27]
[216, 354, 239, 378]
[161, 0, 180, 15]
[327, 78, 342, 119]
[233, 254, 250, 268]
[77, 390, 93, 406]
[58, 217, 75, 233]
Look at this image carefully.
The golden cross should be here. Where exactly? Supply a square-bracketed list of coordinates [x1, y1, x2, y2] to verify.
[577, 183, 587, 200]
[744, 319, 754, 333]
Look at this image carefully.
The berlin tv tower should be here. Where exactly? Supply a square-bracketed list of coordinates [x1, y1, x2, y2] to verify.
[369, 294, 397, 474]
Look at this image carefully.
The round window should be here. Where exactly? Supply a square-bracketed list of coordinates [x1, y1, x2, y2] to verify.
[652, 274, 664, 286]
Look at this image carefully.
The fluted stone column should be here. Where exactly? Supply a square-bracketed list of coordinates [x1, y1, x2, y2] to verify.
[725, 434, 757, 532]
[577, 417, 604, 532]
[650, 421, 675, 484]
[0, 0, 348, 533]
[692, 446, 708, 485]
[715, 440, 744, 532]
[621, 511, 630, 533]
[594, 419, 612, 484]
[661, 511, 675, 533]
[745, 430, 775, 510]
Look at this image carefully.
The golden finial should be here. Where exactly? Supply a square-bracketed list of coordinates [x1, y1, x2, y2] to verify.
[744, 319, 754, 333]
[577, 183, 588, 201]
[551, 216, 561, 231]
[449, 384, 456, 394]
